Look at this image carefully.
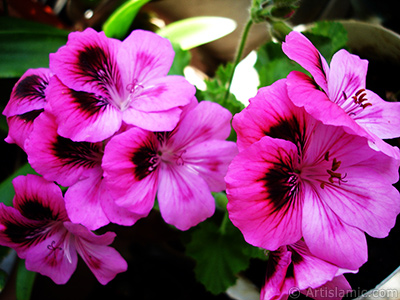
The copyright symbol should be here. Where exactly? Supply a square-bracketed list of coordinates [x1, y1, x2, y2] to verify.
[289, 286, 301, 299]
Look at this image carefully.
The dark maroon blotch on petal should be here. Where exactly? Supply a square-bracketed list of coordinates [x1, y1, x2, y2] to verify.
[14, 75, 48, 101]
[52, 135, 102, 169]
[263, 115, 305, 148]
[71, 90, 109, 117]
[131, 141, 158, 181]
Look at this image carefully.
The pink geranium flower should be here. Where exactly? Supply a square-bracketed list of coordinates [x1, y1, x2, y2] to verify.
[226, 79, 400, 270]
[2, 68, 52, 149]
[261, 240, 353, 300]
[24, 112, 143, 230]
[47, 28, 195, 142]
[0, 175, 127, 284]
[282, 31, 400, 157]
[102, 99, 238, 230]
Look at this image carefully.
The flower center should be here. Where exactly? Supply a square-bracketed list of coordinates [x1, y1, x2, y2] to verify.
[122, 79, 144, 111]
[341, 88, 372, 117]
[320, 151, 347, 189]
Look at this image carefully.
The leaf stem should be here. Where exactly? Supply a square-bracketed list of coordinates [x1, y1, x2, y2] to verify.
[219, 211, 230, 235]
[223, 18, 254, 102]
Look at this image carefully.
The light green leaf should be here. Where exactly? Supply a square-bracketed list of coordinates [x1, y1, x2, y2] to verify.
[0, 16, 69, 78]
[255, 40, 305, 88]
[157, 16, 237, 50]
[0, 163, 37, 207]
[185, 218, 265, 294]
[168, 43, 191, 76]
[305, 21, 348, 62]
[102, 0, 150, 39]
[16, 259, 36, 300]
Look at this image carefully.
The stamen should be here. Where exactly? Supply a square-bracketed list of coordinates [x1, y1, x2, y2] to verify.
[319, 156, 347, 189]
[352, 88, 372, 109]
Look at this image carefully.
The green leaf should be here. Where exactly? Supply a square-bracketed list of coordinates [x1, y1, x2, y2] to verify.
[185, 218, 265, 294]
[0, 163, 37, 206]
[16, 259, 36, 300]
[255, 40, 305, 88]
[168, 43, 191, 76]
[0, 16, 69, 78]
[306, 21, 348, 62]
[157, 17, 237, 50]
[102, 0, 150, 39]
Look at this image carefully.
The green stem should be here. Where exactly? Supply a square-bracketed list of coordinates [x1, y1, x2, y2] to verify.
[219, 211, 230, 235]
[223, 18, 254, 102]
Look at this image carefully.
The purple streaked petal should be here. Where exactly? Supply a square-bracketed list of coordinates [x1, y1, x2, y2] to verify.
[3, 68, 51, 117]
[12, 175, 69, 221]
[233, 79, 308, 151]
[327, 50, 368, 103]
[305, 275, 352, 300]
[46, 76, 122, 142]
[168, 100, 233, 150]
[0, 203, 47, 258]
[118, 29, 174, 85]
[24, 229, 77, 285]
[102, 127, 159, 214]
[132, 75, 195, 112]
[302, 186, 368, 270]
[49, 28, 123, 99]
[65, 222, 127, 285]
[25, 112, 103, 187]
[287, 71, 369, 138]
[282, 31, 329, 93]
[289, 240, 339, 291]
[157, 163, 215, 230]
[4, 110, 42, 150]
[100, 184, 147, 226]
[226, 137, 302, 250]
[122, 106, 182, 132]
[319, 174, 400, 239]
[356, 90, 400, 139]
[261, 247, 292, 300]
[64, 174, 110, 230]
[184, 140, 238, 191]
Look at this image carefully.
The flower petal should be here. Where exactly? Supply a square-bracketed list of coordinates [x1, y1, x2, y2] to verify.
[327, 49, 368, 104]
[0, 203, 46, 258]
[122, 106, 183, 132]
[287, 71, 369, 138]
[46, 76, 122, 142]
[64, 174, 110, 230]
[4, 110, 42, 150]
[282, 31, 329, 93]
[356, 90, 400, 139]
[102, 127, 158, 214]
[12, 174, 69, 221]
[65, 223, 127, 285]
[3, 68, 51, 117]
[25, 112, 103, 186]
[131, 75, 194, 112]
[49, 28, 123, 99]
[261, 246, 292, 300]
[302, 185, 368, 270]
[118, 29, 174, 85]
[226, 137, 303, 250]
[233, 79, 309, 151]
[290, 240, 340, 291]
[157, 163, 215, 230]
[168, 100, 233, 149]
[184, 140, 238, 191]
[24, 229, 78, 284]
[304, 275, 352, 300]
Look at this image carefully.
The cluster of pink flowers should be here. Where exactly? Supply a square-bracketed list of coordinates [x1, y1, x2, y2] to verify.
[225, 31, 400, 300]
[0, 28, 237, 284]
